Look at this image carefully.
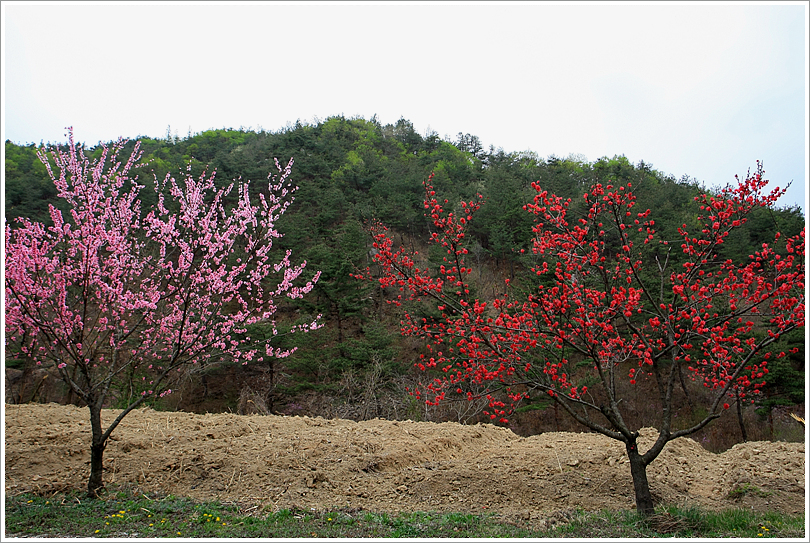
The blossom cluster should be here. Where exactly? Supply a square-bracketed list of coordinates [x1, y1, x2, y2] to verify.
[359, 163, 804, 425]
[5, 128, 321, 406]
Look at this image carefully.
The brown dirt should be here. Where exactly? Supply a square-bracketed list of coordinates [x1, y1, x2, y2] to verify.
[4, 403, 806, 521]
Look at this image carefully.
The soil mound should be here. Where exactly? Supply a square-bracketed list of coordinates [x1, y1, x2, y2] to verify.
[4, 403, 806, 520]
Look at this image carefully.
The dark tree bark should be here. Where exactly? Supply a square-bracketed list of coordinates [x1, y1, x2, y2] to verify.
[735, 389, 748, 442]
[87, 404, 107, 498]
[626, 438, 654, 516]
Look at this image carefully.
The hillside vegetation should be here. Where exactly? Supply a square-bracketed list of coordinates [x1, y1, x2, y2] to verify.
[4, 115, 805, 451]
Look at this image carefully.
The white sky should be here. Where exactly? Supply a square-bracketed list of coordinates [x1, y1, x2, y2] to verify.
[2, 1, 808, 213]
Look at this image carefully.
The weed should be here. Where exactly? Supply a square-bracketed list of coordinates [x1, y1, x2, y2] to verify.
[726, 482, 772, 501]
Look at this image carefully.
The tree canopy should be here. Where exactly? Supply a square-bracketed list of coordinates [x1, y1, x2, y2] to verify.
[5, 116, 804, 437]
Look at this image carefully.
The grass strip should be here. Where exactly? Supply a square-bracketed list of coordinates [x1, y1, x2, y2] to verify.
[4, 487, 805, 539]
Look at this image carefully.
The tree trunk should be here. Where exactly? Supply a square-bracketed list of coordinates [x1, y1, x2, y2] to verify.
[66, 365, 79, 406]
[29, 374, 47, 403]
[87, 405, 107, 498]
[735, 390, 748, 442]
[336, 306, 343, 345]
[626, 439, 655, 516]
[678, 363, 693, 407]
[266, 360, 275, 413]
[553, 402, 560, 432]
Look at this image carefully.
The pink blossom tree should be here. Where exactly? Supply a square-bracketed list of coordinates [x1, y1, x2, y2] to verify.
[4, 129, 321, 497]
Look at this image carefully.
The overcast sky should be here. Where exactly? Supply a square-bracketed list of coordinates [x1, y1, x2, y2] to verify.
[3, 1, 808, 213]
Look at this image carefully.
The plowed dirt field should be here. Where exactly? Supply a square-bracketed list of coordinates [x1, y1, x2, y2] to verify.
[4, 403, 806, 521]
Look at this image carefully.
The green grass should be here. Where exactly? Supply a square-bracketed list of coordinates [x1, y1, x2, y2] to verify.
[551, 505, 805, 539]
[726, 482, 773, 500]
[4, 487, 805, 538]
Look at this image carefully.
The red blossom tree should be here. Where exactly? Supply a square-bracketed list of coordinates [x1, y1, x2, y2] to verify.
[4, 129, 321, 497]
[358, 165, 804, 515]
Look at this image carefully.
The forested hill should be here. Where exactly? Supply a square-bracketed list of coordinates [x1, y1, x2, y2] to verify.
[4, 115, 805, 441]
[6, 115, 805, 257]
